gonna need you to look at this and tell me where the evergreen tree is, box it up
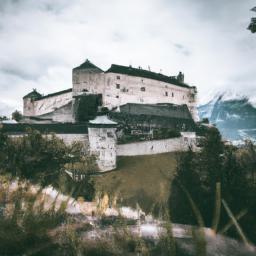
[169,148,201,225]
[199,127,224,188]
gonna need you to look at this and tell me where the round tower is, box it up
[88,115,118,172]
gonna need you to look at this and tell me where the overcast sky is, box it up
[0,0,256,114]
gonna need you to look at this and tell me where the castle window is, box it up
[140,87,146,92]
[116,84,120,89]
[172,92,174,97]
[116,75,120,80]
[116,95,119,98]
[165,92,168,96]
[107,132,114,138]
[121,88,128,92]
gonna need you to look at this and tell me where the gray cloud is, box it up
[173,43,191,56]
[0,0,256,112]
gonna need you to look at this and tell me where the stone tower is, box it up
[88,115,118,172]
[23,89,42,116]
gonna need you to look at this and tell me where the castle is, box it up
[23,59,198,123]
[3,60,199,172]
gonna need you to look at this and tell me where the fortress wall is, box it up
[38,102,73,123]
[117,137,192,156]
[8,133,89,151]
[103,73,196,110]
[72,71,198,120]
[54,134,89,150]
[28,91,72,117]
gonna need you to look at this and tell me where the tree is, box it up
[248,7,256,33]
[169,127,225,226]
[0,116,8,121]
[169,148,201,225]
[12,110,22,122]
[169,126,256,243]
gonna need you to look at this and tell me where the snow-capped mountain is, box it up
[198,91,256,143]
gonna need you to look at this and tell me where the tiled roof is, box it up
[89,115,117,125]
[120,103,193,120]
[37,88,72,100]
[106,64,191,88]
[73,59,103,71]
[23,88,72,101]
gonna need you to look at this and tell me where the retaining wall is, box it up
[117,137,193,156]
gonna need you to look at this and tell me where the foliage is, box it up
[11,110,22,122]
[169,126,256,243]
[99,215,137,227]
[0,178,67,255]
[153,128,181,140]
[0,115,8,121]
[0,128,96,201]
[118,128,181,144]
[0,128,67,184]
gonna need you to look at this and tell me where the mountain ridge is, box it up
[198,91,256,143]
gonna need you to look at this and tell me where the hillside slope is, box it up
[94,152,177,214]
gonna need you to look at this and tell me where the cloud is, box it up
[0,0,256,112]
[173,43,191,56]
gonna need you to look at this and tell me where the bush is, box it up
[153,128,181,140]
[0,128,96,197]
[0,179,67,255]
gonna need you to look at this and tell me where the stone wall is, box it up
[24,90,72,117]
[34,102,73,123]
[117,136,195,156]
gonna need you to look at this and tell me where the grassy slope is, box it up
[93,152,177,214]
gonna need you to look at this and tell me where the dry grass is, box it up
[93,152,177,214]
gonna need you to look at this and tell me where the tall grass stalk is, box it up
[219,209,248,234]
[212,182,221,233]
[222,199,249,245]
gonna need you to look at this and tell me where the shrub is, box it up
[153,128,181,140]
[0,179,67,255]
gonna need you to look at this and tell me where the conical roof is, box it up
[73,59,103,72]
[89,115,117,127]
[23,89,42,100]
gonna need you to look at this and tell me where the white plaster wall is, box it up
[23,98,34,116]
[26,91,72,117]
[73,70,105,97]
[117,137,192,156]
[103,73,194,108]
[88,127,117,171]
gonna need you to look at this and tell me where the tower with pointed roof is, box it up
[88,115,118,171]
[23,89,42,116]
